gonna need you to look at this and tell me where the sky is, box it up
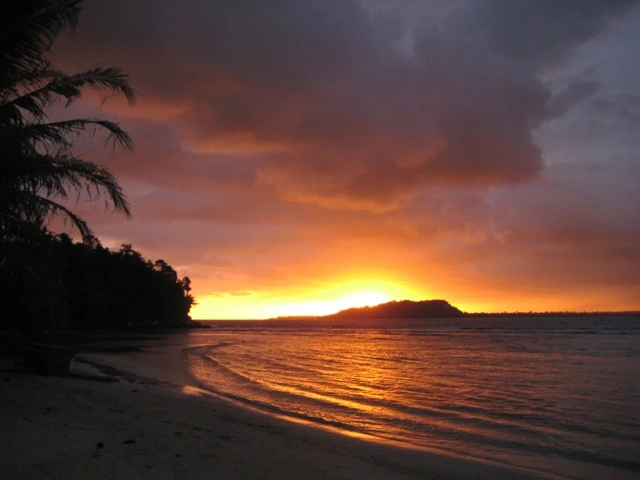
[50,0,640,319]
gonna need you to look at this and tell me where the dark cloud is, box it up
[490,161,640,245]
[547,80,601,117]
[450,0,640,69]
[53,0,638,211]
[592,93,640,126]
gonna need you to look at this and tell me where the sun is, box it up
[190,274,423,319]
[335,291,392,310]
[276,290,392,317]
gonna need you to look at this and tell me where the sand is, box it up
[0,353,556,480]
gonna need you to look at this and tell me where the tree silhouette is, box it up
[0,0,135,242]
[0,0,140,333]
[1,233,196,333]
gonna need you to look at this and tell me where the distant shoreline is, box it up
[271,311,640,321]
[267,299,640,321]
[465,310,640,317]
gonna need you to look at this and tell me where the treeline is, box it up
[0,231,195,333]
[0,1,199,335]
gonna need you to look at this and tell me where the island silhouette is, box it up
[271,299,638,321]
[325,299,463,319]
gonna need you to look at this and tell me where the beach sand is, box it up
[0,353,555,480]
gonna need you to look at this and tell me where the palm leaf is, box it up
[1,188,93,240]
[2,67,136,118]
[9,118,134,152]
[2,151,131,217]
[0,0,134,245]
[0,0,81,83]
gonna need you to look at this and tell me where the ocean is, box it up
[103,315,640,479]
[180,316,640,479]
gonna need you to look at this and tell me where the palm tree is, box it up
[0,0,136,242]
[0,0,136,332]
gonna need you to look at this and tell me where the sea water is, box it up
[182,316,639,479]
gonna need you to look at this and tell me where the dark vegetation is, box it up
[0,0,195,341]
[0,232,195,333]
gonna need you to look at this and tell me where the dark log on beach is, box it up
[18,343,78,375]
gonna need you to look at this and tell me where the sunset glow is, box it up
[53,1,640,318]
[276,291,393,318]
[190,277,421,319]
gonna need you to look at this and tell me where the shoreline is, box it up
[1,344,558,479]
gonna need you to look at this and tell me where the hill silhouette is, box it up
[269,300,638,322]
[325,299,464,319]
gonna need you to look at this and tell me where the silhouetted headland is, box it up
[272,299,639,321]
[327,299,463,319]
[272,299,463,321]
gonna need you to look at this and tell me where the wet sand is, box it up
[0,353,556,480]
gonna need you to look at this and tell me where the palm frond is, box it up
[21,191,93,240]
[12,118,134,152]
[67,67,137,105]
[2,67,136,118]
[0,188,91,241]
[0,62,55,104]
[0,1,81,73]
[1,151,131,218]
[47,154,132,217]
[0,0,135,244]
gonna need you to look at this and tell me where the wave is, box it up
[181,319,640,478]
